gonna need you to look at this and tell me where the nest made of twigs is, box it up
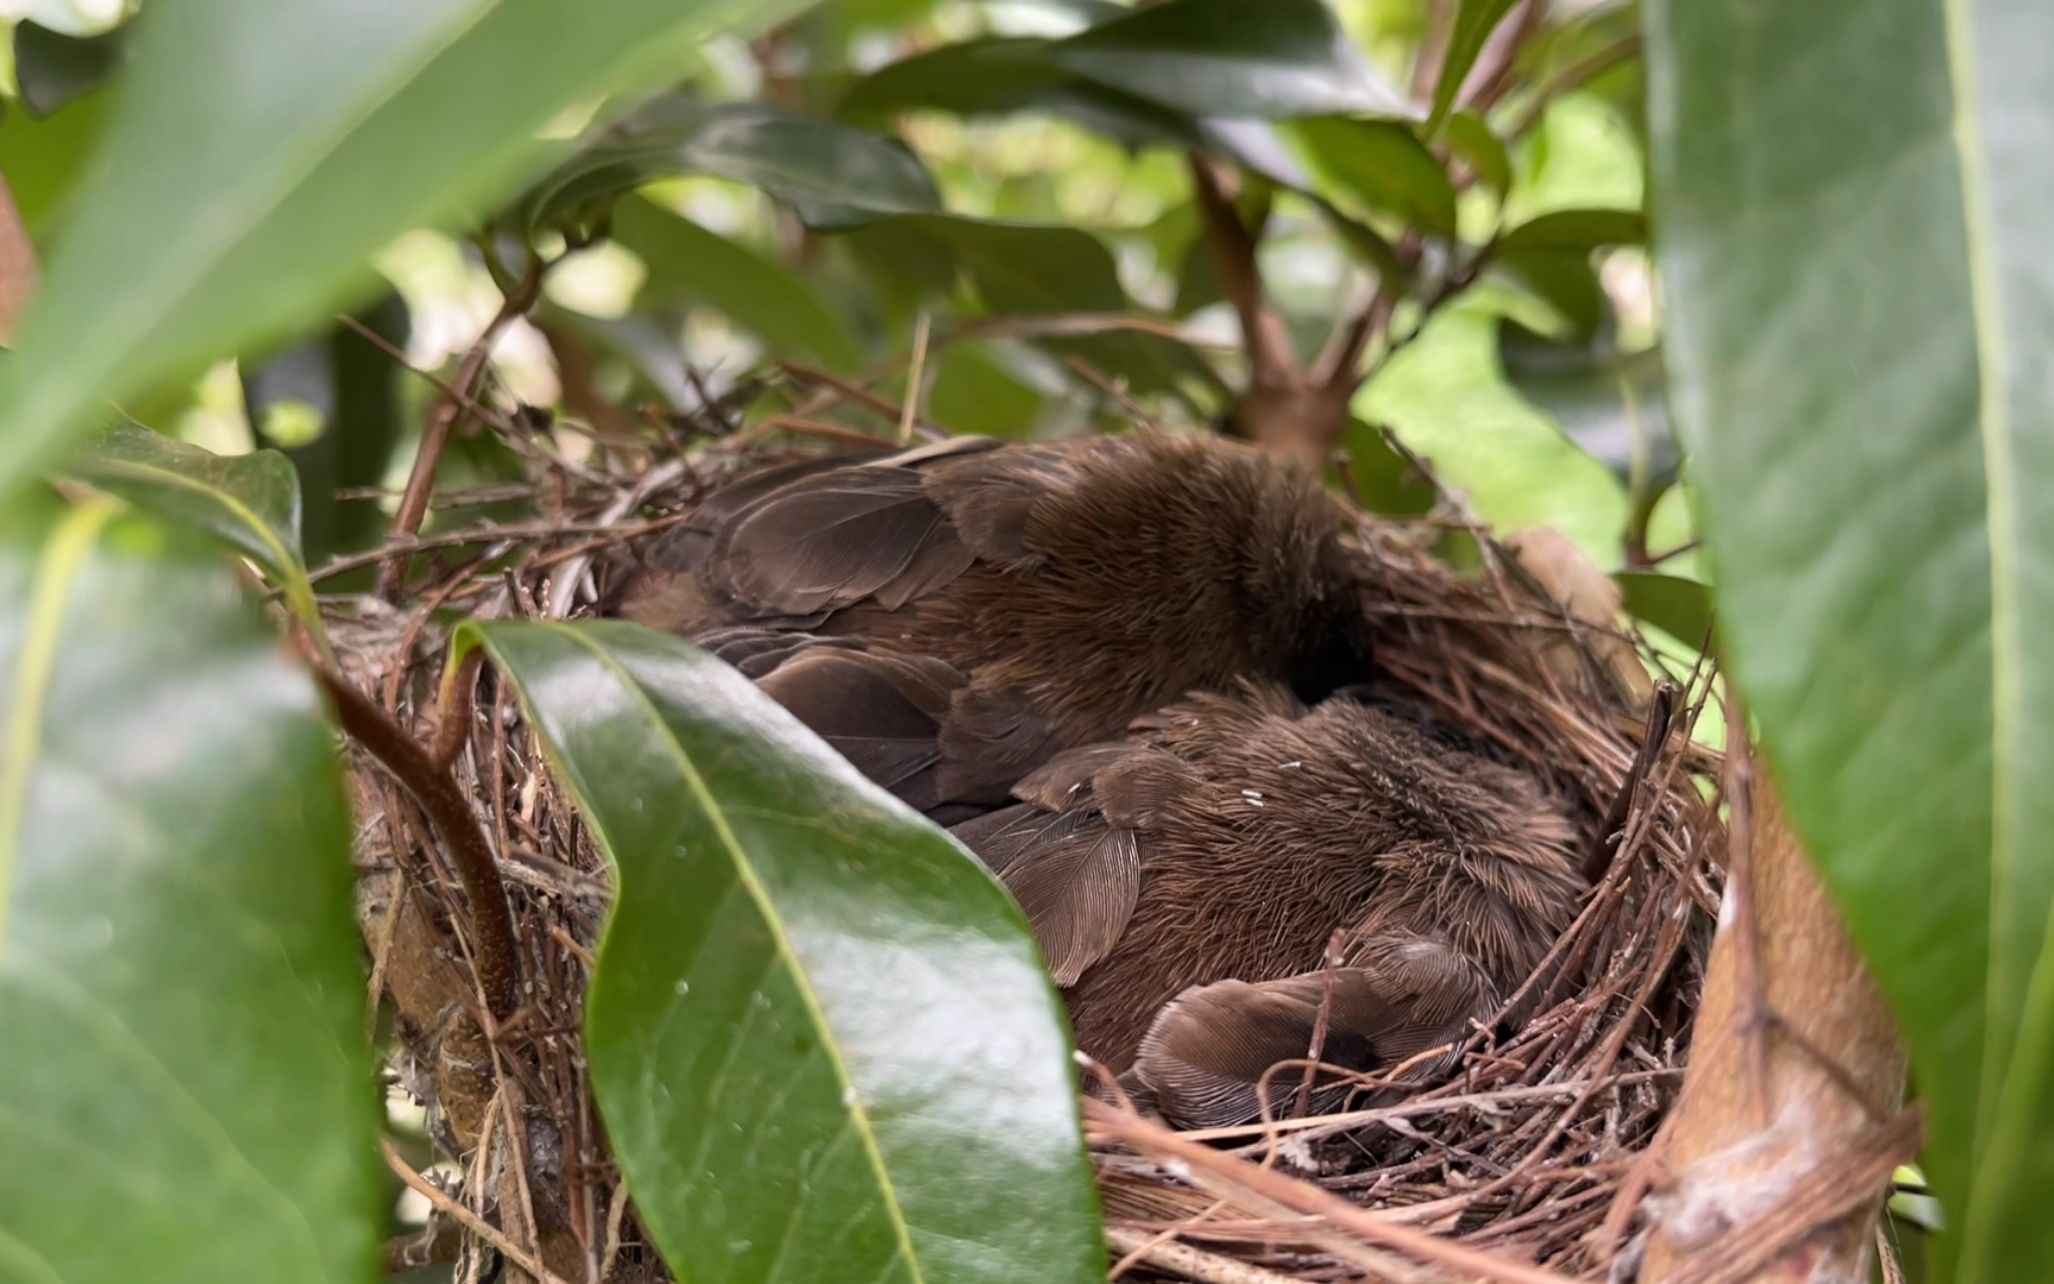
[330,375,1722,1284]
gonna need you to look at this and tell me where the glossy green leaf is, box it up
[1614,570,1711,645]
[1498,319,1671,481]
[1647,2,2054,1274]
[1498,207,1647,251]
[11,18,132,117]
[0,0,809,507]
[1047,0,1418,121]
[458,619,1103,1284]
[526,105,940,233]
[1289,117,1458,237]
[64,426,322,635]
[609,195,861,370]
[0,499,378,1284]
[1340,418,1434,515]
[1445,110,1512,199]
[1429,0,1519,127]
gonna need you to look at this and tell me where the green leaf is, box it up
[1047,0,1418,120]
[1288,117,1458,237]
[458,619,1103,1284]
[11,18,133,117]
[1340,418,1435,515]
[1493,247,1607,339]
[869,215,1215,398]
[0,89,110,243]
[1498,207,1647,251]
[525,104,940,233]
[928,342,1052,437]
[1445,110,1512,198]
[1647,1,2054,1274]
[609,195,861,370]
[1497,319,1672,481]
[0,499,378,1284]
[64,426,326,637]
[1614,570,1711,645]
[1429,0,1519,127]
[838,37,1313,188]
[0,0,809,508]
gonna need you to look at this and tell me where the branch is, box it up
[377,251,548,598]
[314,660,522,1019]
[0,175,37,345]
[1185,153,1295,389]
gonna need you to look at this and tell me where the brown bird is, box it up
[619,431,1379,821]
[620,432,1584,1126]
[952,681,1584,1126]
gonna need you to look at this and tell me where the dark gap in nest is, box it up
[327,377,1723,1283]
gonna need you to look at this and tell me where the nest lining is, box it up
[332,390,1722,1283]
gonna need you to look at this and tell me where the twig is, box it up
[1507,35,1643,138]
[381,1139,575,1284]
[314,659,522,1019]
[1585,683,1677,882]
[1186,153,1295,388]
[378,252,549,598]
[1087,1099,1578,1284]
[1104,1226,1308,1284]
[898,312,931,446]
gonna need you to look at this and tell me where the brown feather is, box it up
[1124,939,1488,1127]
[954,682,1584,1076]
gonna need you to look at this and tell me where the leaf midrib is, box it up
[523,622,926,1284]
[0,499,119,957]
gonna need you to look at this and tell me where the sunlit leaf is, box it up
[0,498,377,1284]
[459,619,1104,1284]
[1445,110,1512,198]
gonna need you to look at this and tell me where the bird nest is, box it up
[326,384,1721,1283]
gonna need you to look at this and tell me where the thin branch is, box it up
[377,251,549,598]
[1186,153,1295,388]
[381,1140,575,1284]
[1085,1098,1580,1284]
[898,312,932,446]
[1507,34,1643,138]
[0,175,36,344]
[314,659,522,1019]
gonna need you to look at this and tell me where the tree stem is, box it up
[315,660,522,1020]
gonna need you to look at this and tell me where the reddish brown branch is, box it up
[315,661,522,1019]
[377,253,548,598]
[1186,153,1295,389]
[0,175,35,345]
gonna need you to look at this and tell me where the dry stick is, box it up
[377,254,549,598]
[1086,1099,1578,1284]
[381,1140,576,1284]
[1584,683,1678,883]
[897,312,932,446]
[316,661,522,1019]
[1103,1226,1309,1284]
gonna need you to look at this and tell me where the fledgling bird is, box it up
[952,681,1585,1127]
[618,431,1380,821]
